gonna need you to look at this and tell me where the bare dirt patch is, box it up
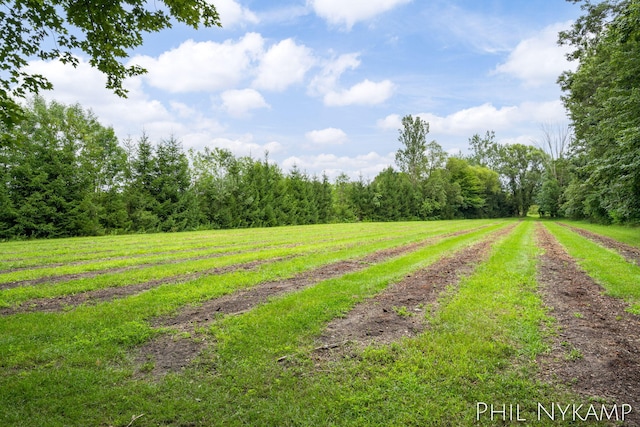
[135,229,481,377]
[558,222,640,266]
[312,225,515,360]
[535,223,640,426]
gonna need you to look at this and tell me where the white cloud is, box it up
[378,100,568,138]
[255,5,310,25]
[376,113,402,131]
[133,33,264,93]
[309,0,412,30]
[324,79,394,106]
[252,38,316,91]
[24,57,178,138]
[308,53,361,96]
[518,100,569,123]
[185,134,283,157]
[215,0,259,27]
[221,88,270,117]
[305,127,348,145]
[494,21,576,87]
[282,151,395,180]
[417,103,518,135]
[499,134,537,146]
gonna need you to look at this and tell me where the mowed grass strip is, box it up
[0,240,301,285]
[556,220,640,248]
[0,220,484,274]
[160,223,516,421]
[0,220,496,308]
[0,222,387,271]
[212,223,510,364]
[0,243,306,308]
[544,221,640,314]
[0,222,391,284]
[0,221,511,426]
[0,221,394,269]
[0,221,503,371]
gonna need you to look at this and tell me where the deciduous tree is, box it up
[0,0,221,127]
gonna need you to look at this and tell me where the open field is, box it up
[1,219,640,426]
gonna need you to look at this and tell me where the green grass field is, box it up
[1,219,639,426]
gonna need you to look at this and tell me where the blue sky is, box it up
[27,0,581,180]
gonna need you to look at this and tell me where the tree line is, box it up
[0,97,550,239]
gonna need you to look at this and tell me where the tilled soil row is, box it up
[535,223,640,426]
[0,245,299,290]
[557,222,640,266]
[312,224,516,360]
[0,259,273,316]
[136,228,483,377]
[0,234,372,274]
[0,245,228,274]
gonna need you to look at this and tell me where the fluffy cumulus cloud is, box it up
[252,38,316,91]
[417,103,518,135]
[309,0,412,30]
[132,33,316,94]
[305,127,348,145]
[376,113,402,131]
[324,79,394,106]
[24,57,179,138]
[282,151,395,180]
[494,21,576,87]
[132,32,264,93]
[183,134,283,156]
[308,53,361,97]
[378,100,569,140]
[221,88,270,117]
[215,0,259,27]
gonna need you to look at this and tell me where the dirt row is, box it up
[312,224,516,360]
[136,225,506,377]
[0,237,270,270]
[0,235,427,316]
[0,244,222,273]
[0,259,272,316]
[558,222,640,266]
[535,223,640,426]
[0,231,473,316]
[0,244,297,290]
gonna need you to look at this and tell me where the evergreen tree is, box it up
[153,136,195,231]
[125,134,159,232]
[350,174,375,221]
[2,97,126,237]
[332,173,356,222]
[313,173,334,224]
